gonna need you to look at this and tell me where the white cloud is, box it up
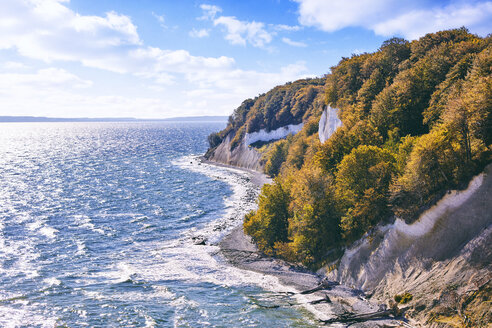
[0,0,313,118]
[0,68,92,89]
[282,37,307,47]
[294,0,492,39]
[273,24,302,32]
[198,4,279,48]
[372,3,492,39]
[213,16,273,47]
[189,28,210,38]
[3,61,30,70]
[0,62,311,118]
[152,12,167,30]
[0,87,171,118]
[0,0,141,65]
[199,4,222,20]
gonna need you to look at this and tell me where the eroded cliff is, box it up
[323,164,492,326]
[206,132,264,171]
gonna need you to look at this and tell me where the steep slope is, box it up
[206,28,491,327]
[237,28,491,266]
[205,77,326,171]
[325,164,491,326]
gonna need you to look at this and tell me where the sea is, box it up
[0,122,319,327]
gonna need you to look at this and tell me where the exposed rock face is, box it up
[318,106,342,143]
[207,123,306,172]
[208,105,342,171]
[244,123,304,146]
[323,164,492,326]
[206,133,264,171]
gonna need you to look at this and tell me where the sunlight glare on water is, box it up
[0,122,318,327]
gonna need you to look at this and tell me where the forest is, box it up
[208,28,491,268]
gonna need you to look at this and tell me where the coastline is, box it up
[201,157,408,327]
[199,156,271,187]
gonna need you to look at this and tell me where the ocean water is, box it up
[0,122,318,327]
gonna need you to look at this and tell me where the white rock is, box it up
[244,123,304,146]
[318,106,342,143]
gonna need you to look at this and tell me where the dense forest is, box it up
[208,28,491,269]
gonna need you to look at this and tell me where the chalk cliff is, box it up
[205,77,327,172]
[323,164,492,326]
[245,123,304,146]
[206,29,491,327]
[318,106,342,143]
[206,132,264,171]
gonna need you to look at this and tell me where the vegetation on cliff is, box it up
[206,77,327,153]
[210,28,491,268]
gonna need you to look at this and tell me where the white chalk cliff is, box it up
[244,123,304,146]
[207,123,305,171]
[207,133,263,171]
[323,164,492,325]
[318,106,342,143]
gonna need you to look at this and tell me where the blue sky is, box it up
[0,0,490,118]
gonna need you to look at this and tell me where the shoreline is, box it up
[199,156,271,187]
[201,157,408,327]
[200,157,323,291]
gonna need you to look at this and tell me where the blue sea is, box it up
[0,122,318,327]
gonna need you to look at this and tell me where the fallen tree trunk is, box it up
[320,304,402,324]
[255,294,332,308]
[299,279,338,294]
[320,309,395,324]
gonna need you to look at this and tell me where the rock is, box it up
[192,236,207,245]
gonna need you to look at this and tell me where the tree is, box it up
[391,127,460,221]
[335,145,397,240]
[243,179,290,254]
[280,165,340,267]
[264,140,288,176]
[207,132,223,149]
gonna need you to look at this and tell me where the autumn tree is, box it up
[335,145,397,241]
[243,179,290,254]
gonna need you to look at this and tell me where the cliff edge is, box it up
[323,163,492,326]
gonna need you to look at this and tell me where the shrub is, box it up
[394,292,413,304]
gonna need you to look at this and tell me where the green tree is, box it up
[391,127,460,221]
[280,165,340,267]
[243,179,290,254]
[264,140,289,176]
[335,145,397,240]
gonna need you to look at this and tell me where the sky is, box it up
[0,0,490,119]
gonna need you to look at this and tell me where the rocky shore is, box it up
[201,157,411,327]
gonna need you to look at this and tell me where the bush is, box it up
[394,292,413,304]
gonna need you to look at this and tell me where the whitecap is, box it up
[75,239,87,255]
[0,305,57,328]
[38,226,58,239]
[73,215,106,235]
[43,277,61,287]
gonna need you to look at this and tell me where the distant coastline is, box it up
[0,115,229,123]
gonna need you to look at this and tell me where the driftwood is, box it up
[320,303,403,324]
[300,278,338,294]
[309,294,332,304]
[320,309,395,324]
[255,294,332,308]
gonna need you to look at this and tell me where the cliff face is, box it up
[245,123,304,146]
[318,106,342,143]
[205,77,327,172]
[206,106,342,171]
[324,164,492,326]
[206,29,491,327]
[206,132,264,171]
